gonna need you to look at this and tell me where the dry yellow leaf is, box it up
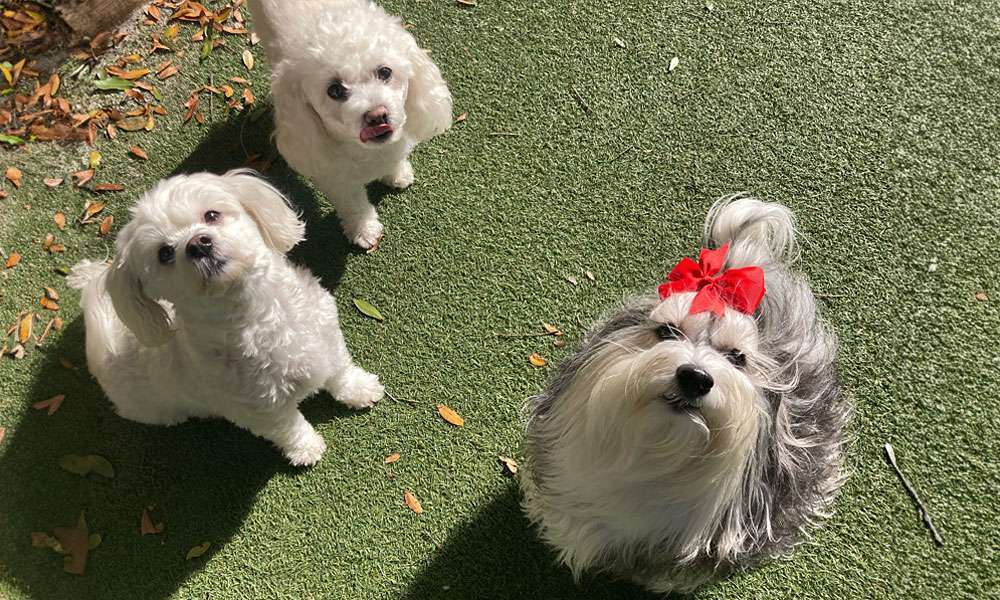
[17,312,33,344]
[242,49,254,71]
[40,297,59,312]
[5,252,21,269]
[404,490,423,514]
[436,404,465,427]
[529,353,547,367]
[384,453,401,464]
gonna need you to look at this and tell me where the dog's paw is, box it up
[336,369,384,410]
[284,430,327,467]
[343,218,384,251]
[380,160,414,190]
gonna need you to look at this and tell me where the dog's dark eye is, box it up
[726,350,747,368]
[158,245,175,264]
[655,323,681,340]
[327,79,348,101]
[376,66,392,81]
[204,210,221,224]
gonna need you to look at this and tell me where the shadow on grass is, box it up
[0,316,365,598]
[400,485,662,600]
[167,108,402,289]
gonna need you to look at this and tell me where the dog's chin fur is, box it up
[522,195,851,594]
[68,170,385,466]
[248,0,452,250]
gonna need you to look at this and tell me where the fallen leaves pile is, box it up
[1,0,259,149]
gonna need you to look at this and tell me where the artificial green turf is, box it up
[1,0,999,598]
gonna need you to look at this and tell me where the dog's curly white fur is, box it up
[68,170,383,466]
[521,196,851,593]
[248,0,452,250]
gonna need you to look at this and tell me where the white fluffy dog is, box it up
[248,0,453,250]
[522,196,851,593]
[68,170,384,466]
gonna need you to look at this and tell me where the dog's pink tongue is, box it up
[360,124,393,142]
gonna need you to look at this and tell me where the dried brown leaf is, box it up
[44,287,59,302]
[498,455,519,475]
[404,490,424,514]
[94,183,125,192]
[54,212,66,229]
[140,508,164,535]
[129,146,149,160]
[45,178,64,188]
[32,394,64,416]
[53,513,89,575]
[384,453,401,464]
[5,166,22,188]
[99,215,114,236]
[40,297,59,312]
[529,353,547,367]
[5,252,21,269]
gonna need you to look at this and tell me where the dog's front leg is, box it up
[379,158,414,190]
[321,179,384,250]
[227,405,327,467]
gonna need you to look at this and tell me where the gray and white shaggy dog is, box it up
[521,195,851,593]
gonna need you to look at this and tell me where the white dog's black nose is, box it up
[364,106,389,126]
[676,364,714,399]
[186,235,214,259]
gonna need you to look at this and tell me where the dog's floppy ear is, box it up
[105,234,173,347]
[224,169,305,253]
[403,37,453,142]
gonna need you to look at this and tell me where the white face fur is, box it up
[578,292,765,460]
[302,51,411,148]
[120,182,265,305]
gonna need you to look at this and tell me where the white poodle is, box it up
[248,0,453,250]
[68,170,384,466]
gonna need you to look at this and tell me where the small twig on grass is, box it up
[385,390,417,406]
[606,147,633,164]
[884,443,944,546]
[495,331,559,339]
[569,85,591,114]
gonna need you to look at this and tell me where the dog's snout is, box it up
[186,235,214,259]
[676,364,714,399]
[363,106,389,126]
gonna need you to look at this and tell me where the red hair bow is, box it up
[657,244,765,317]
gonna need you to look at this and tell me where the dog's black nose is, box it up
[186,235,214,259]
[676,364,714,399]
[364,106,389,126]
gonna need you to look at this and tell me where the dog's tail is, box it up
[702,193,798,269]
[68,260,121,375]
